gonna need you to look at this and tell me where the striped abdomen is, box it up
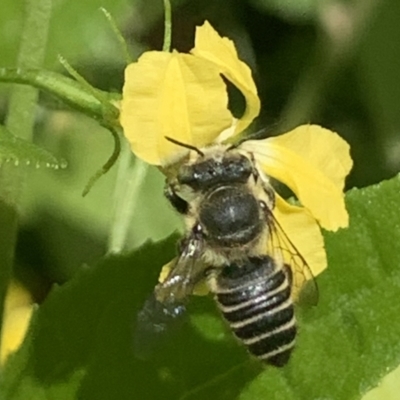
[212,256,296,366]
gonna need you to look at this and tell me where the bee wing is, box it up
[266,209,319,307]
[154,236,205,304]
[135,236,204,359]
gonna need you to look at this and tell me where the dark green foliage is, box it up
[2,176,400,399]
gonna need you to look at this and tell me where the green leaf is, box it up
[2,176,400,399]
[363,364,400,400]
[0,125,66,169]
[240,176,400,400]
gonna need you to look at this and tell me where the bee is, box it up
[136,137,317,366]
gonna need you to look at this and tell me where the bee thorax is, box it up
[199,185,263,247]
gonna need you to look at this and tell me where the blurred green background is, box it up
[1,0,400,375]
[1,0,399,310]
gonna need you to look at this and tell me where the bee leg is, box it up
[203,267,218,293]
[164,184,189,214]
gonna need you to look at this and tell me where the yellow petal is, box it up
[268,125,353,190]
[192,21,260,135]
[1,305,33,365]
[275,196,327,276]
[120,51,232,165]
[215,119,238,143]
[1,282,34,365]
[3,281,32,312]
[241,137,348,231]
[274,195,327,301]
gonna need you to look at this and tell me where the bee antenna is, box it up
[165,136,205,157]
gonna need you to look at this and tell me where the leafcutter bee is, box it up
[136,137,317,366]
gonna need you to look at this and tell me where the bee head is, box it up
[178,151,253,191]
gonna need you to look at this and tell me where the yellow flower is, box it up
[120,21,258,166]
[120,21,352,283]
[240,124,352,282]
[1,282,34,365]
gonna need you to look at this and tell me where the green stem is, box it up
[0,68,120,123]
[106,0,173,252]
[163,0,172,52]
[82,126,122,197]
[0,67,122,196]
[100,7,133,64]
[0,0,52,364]
[107,142,148,254]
